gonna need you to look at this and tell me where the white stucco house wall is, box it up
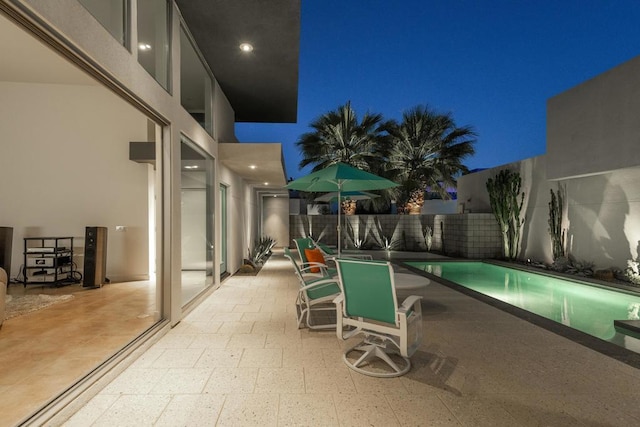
[458,54,640,269]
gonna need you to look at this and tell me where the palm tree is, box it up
[296,101,386,172]
[382,105,476,212]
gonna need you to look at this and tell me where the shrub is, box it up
[624,258,640,285]
[550,255,594,277]
[249,236,276,266]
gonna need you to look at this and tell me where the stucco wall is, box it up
[546,54,640,180]
[263,197,289,248]
[219,164,250,274]
[457,156,640,269]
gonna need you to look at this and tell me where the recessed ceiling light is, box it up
[138,43,152,51]
[184,165,199,169]
[264,182,269,186]
[249,165,257,169]
[239,43,254,53]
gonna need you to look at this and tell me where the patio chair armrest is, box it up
[333,294,343,304]
[299,262,329,273]
[300,261,328,269]
[398,295,422,313]
[338,254,373,260]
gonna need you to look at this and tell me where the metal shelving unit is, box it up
[23,237,74,286]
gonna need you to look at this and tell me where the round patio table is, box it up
[393,273,430,291]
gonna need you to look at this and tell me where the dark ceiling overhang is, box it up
[175,0,300,124]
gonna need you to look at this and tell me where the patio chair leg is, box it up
[343,341,411,378]
[352,343,379,367]
[296,307,307,329]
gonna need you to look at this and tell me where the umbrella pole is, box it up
[337,187,341,256]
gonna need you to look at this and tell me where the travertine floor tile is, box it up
[238,347,283,367]
[203,367,258,394]
[91,394,171,427]
[154,394,226,426]
[255,367,305,393]
[332,393,401,427]
[195,348,244,368]
[278,393,339,426]
[215,393,279,427]
[150,367,213,394]
[385,393,463,426]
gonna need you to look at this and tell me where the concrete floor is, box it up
[60,250,640,426]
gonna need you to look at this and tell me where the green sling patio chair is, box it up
[284,247,341,329]
[294,237,372,271]
[293,237,316,263]
[334,258,423,377]
[312,239,373,261]
[293,237,338,277]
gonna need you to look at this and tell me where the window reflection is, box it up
[180,139,215,305]
[137,0,170,90]
[77,0,126,45]
[180,26,213,135]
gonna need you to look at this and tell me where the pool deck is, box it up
[61,249,640,426]
[402,260,640,370]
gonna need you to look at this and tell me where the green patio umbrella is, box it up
[286,163,398,255]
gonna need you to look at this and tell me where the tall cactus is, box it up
[486,169,525,260]
[548,186,566,260]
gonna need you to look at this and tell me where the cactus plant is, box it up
[423,225,433,251]
[548,186,566,261]
[486,169,525,260]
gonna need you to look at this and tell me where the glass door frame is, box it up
[179,135,215,306]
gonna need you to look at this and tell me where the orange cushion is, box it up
[304,248,325,273]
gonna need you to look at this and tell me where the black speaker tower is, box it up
[0,227,13,279]
[83,226,107,288]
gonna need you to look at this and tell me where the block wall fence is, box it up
[289,213,503,259]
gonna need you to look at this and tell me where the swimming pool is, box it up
[405,261,640,354]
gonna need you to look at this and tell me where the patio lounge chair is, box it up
[284,247,341,329]
[333,258,423,377]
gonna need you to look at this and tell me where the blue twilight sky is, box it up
[235,0,640,180]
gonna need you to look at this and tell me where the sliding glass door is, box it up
[219,184,228,276]
[180,137,214,305]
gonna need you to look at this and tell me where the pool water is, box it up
[406,261,640,352]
